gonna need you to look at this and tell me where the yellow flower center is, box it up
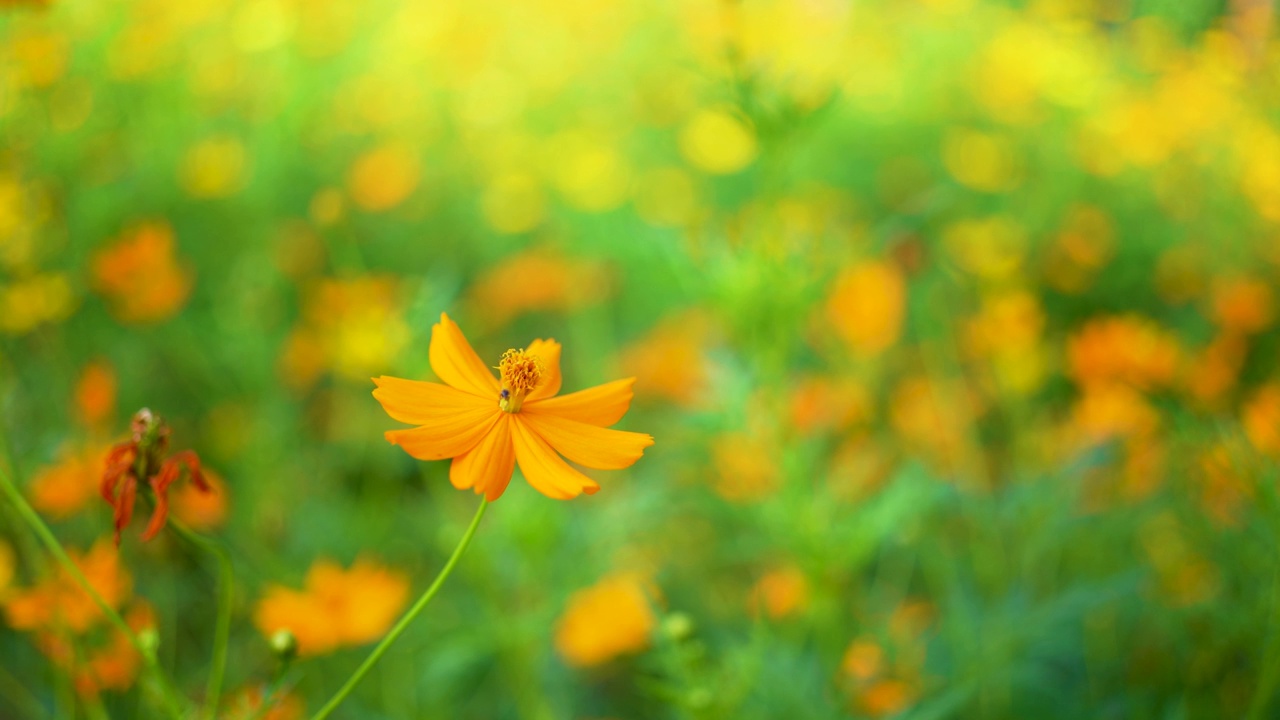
[498,348,543,413]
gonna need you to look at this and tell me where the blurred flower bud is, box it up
[270,628,298,663]
[661,612,695,642]
[137,627,160,655]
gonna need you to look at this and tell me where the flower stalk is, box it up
[167,517,234,720]
[308,497,489,720]
[0,463,192,720]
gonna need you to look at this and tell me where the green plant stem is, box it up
[308,498,489,720]
[0,663,49,720]
[0,465,191,720]
[168,518,234,720]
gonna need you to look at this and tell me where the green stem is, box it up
[308,498,489,720]
[168,518,234,720]
[0,663,49,720]
[0,465,191,720]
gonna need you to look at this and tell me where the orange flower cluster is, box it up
[253,557,410,657]
[2,539,152,696]
[839,602,934,718]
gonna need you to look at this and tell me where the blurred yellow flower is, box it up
[679,108,757,175]
[1066,315,1181,390]
[281,276,409,386]
[466,248,611,328]
[748,566,809,619]
[180,136,249,199]
[254,557,410,657]
[554,573,655,667]
[92,222,193,324]
[549,132,631,212]
[4,538,131,635]
[347,143,420,212]
[711,430,779,502]
[29,444,110,519]
[0,272,76,334]
[481,172,545,234]
[944,216,1026,280]
[943,128,1022,192]
[373,313,652,501]
[824,260,905,358]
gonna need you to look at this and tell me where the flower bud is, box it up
[269,629,298,663]
[661,612,695,642]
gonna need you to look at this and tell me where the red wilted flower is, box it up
[101,409,210,545]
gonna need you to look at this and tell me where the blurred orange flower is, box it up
[748,565,809,619]
[74,359,117,429]
[347,143,420,212]
[466,249,612,327]
[171,469,228,531]
[29,444,109,519]
[554,572,656,667]
[824,260,906,358]
[1210,276,1274,334]
[373,313,653,501]
[253,557,410,657]
[619,310,715,408]
[92,222,193,323]
[32,601,153,698]
[224,687,305,720]
[4,538,131,635]
[789,375,871,436]
[1066,315,1181,390]
[1243,383,1280,456]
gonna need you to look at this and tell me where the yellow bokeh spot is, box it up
[0,273,76,335]
[944,216,1027,280]
[943,128,1022,192]
[482,172,545,233]
[549,134,630,212]
[679,109,758,175]
[181,136,249,199]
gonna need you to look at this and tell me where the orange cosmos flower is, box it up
[101,409,211,545]
[373,313,653,501]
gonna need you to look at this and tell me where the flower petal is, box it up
[429,313,500,398]
[511,417,600,500]
[521,412,653,469]
[385,407,500,461]
[524,378,636,427]
[373,376,494,425]
[450,415,517,501]
[524,338,562,401]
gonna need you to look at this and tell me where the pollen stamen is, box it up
[498,348,544,412]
